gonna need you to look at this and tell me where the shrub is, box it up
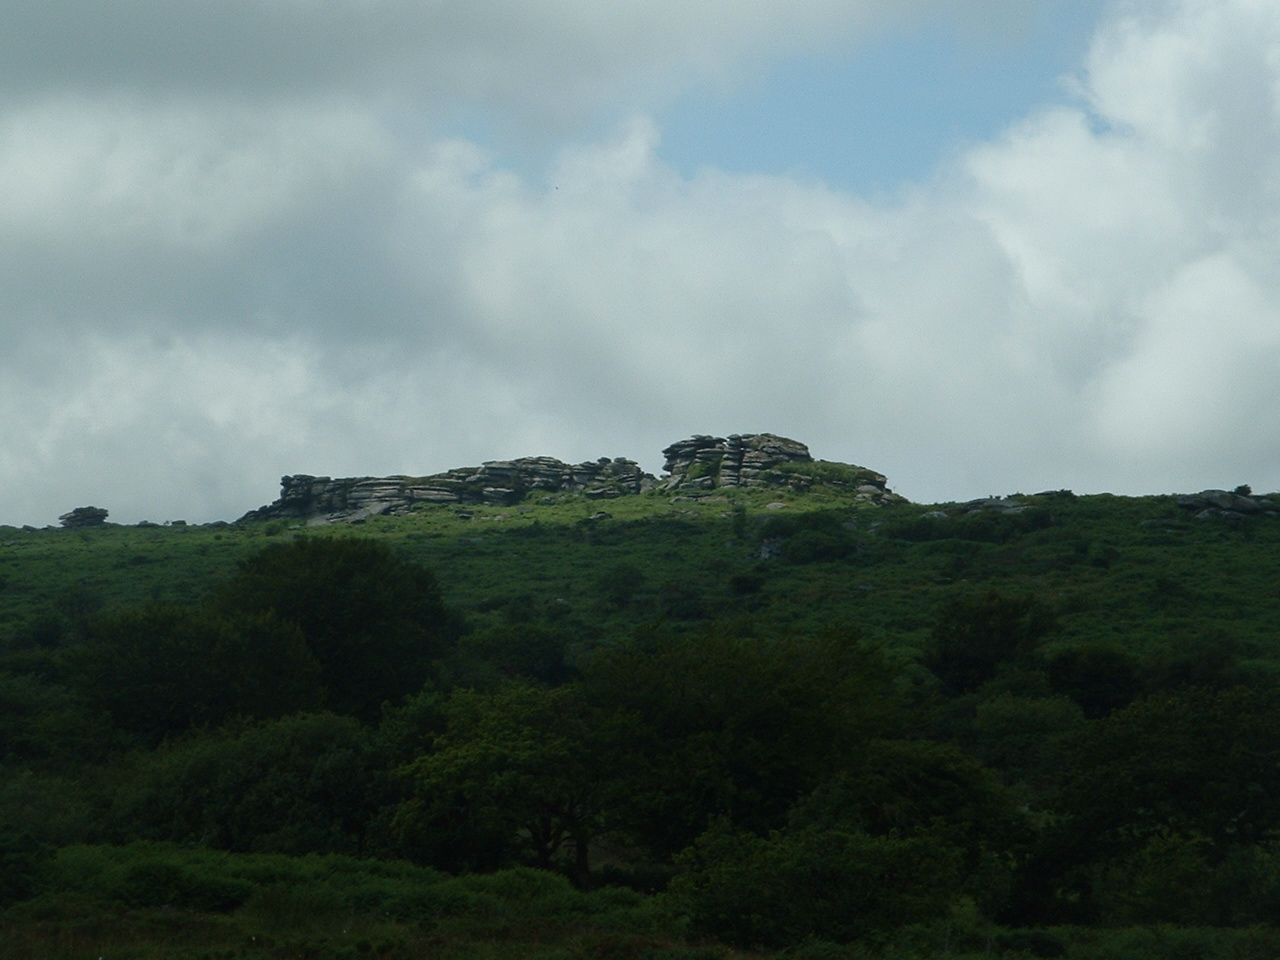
[669,823,961,949]
[923,591,1056,695]
[214,538,462,720]
[72,606,322,741]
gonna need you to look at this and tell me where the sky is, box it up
[3,0,1280,526]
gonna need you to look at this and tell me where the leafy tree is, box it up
[1045,644,1139,718]
[923,591,1055,695]
[967,693,1085,786]
[0,828,52,906]
[1088,834,1280,926]
[595,562,646,609]
[790,739,1026,853]
[0,672,115,765]
[669,820,961,949]
[400,683,624,881]
[113,712,386,856]
[1059,685,1280,850]
[213,537,462,719]
[1006,685,1280,924]
[72,605,322,742]
[582,625,900,858]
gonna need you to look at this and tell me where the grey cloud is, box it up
[5,0,1280,526]
[0,0,1043,126]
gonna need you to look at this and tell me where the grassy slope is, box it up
[4,484,1280,670]
[6,484,1280,959]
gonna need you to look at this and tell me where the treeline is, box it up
[5,535,1280,958]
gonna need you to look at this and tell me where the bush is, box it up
[214,537,462,720]
[1045,645,1140,718]
[0,829,52,906]
[923,591,1055,696]
[668,823,961,949]
[72,605,322,741]
[112,712,388,857]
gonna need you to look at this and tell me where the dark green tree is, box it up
[450,623,575,687]
[399,682,624,881]
[582,625,900,858]
[0,828,52,906]
[113,711,385,856]
[1059,685,1280,850]
[1045,644,1139,718]
[214,537,462,719]
[669,820,961,949]
[72,605,322,742]
[923,591,1055,695]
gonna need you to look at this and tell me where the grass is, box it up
[7,481,1280,959]
[6,485,1280,674]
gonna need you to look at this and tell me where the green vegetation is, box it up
[4,480,1280,957]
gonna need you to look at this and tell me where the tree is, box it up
[112,712,385,856]
[1044,644,1139,718]
[669,820,961,949]
[73,605,322,742]
[923,591,1055,695]
[582,625,901,858]
[213,537,462,719]
[400,683,622,881]
[1059,685,1280,850]
[450,623,575,687]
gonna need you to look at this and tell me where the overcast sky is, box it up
[3,0,1279,526]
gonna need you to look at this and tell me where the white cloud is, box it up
[5,0,1280,525]
[0,98,387,250]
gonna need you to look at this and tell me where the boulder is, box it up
[1176,489,1274,519]
[59,506,109,528]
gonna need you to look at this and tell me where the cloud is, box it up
[0,0,1042,128]
[4,0,1280,525]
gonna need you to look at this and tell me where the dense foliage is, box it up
[4,483,1280,958]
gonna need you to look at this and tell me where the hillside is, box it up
[4,435,1280,959]
[5,435,1276,669]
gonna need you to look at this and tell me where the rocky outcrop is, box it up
[240,456,654,523]
[661,433,900,503]
[240,434,903,523]
[662,434,812,490]
[59,506,109,528]
[1176,489,1275,520]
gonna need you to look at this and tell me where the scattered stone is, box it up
[960,497,1025,513]
[1176,489,1274,519]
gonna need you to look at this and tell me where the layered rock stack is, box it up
[660,433,898,503]
[661,434,813,490]
[240,433,902,523]
[59,506,109,528]
[240,456,654,523]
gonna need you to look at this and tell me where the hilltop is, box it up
[5,438,1280,959]
[238,432,903,524]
